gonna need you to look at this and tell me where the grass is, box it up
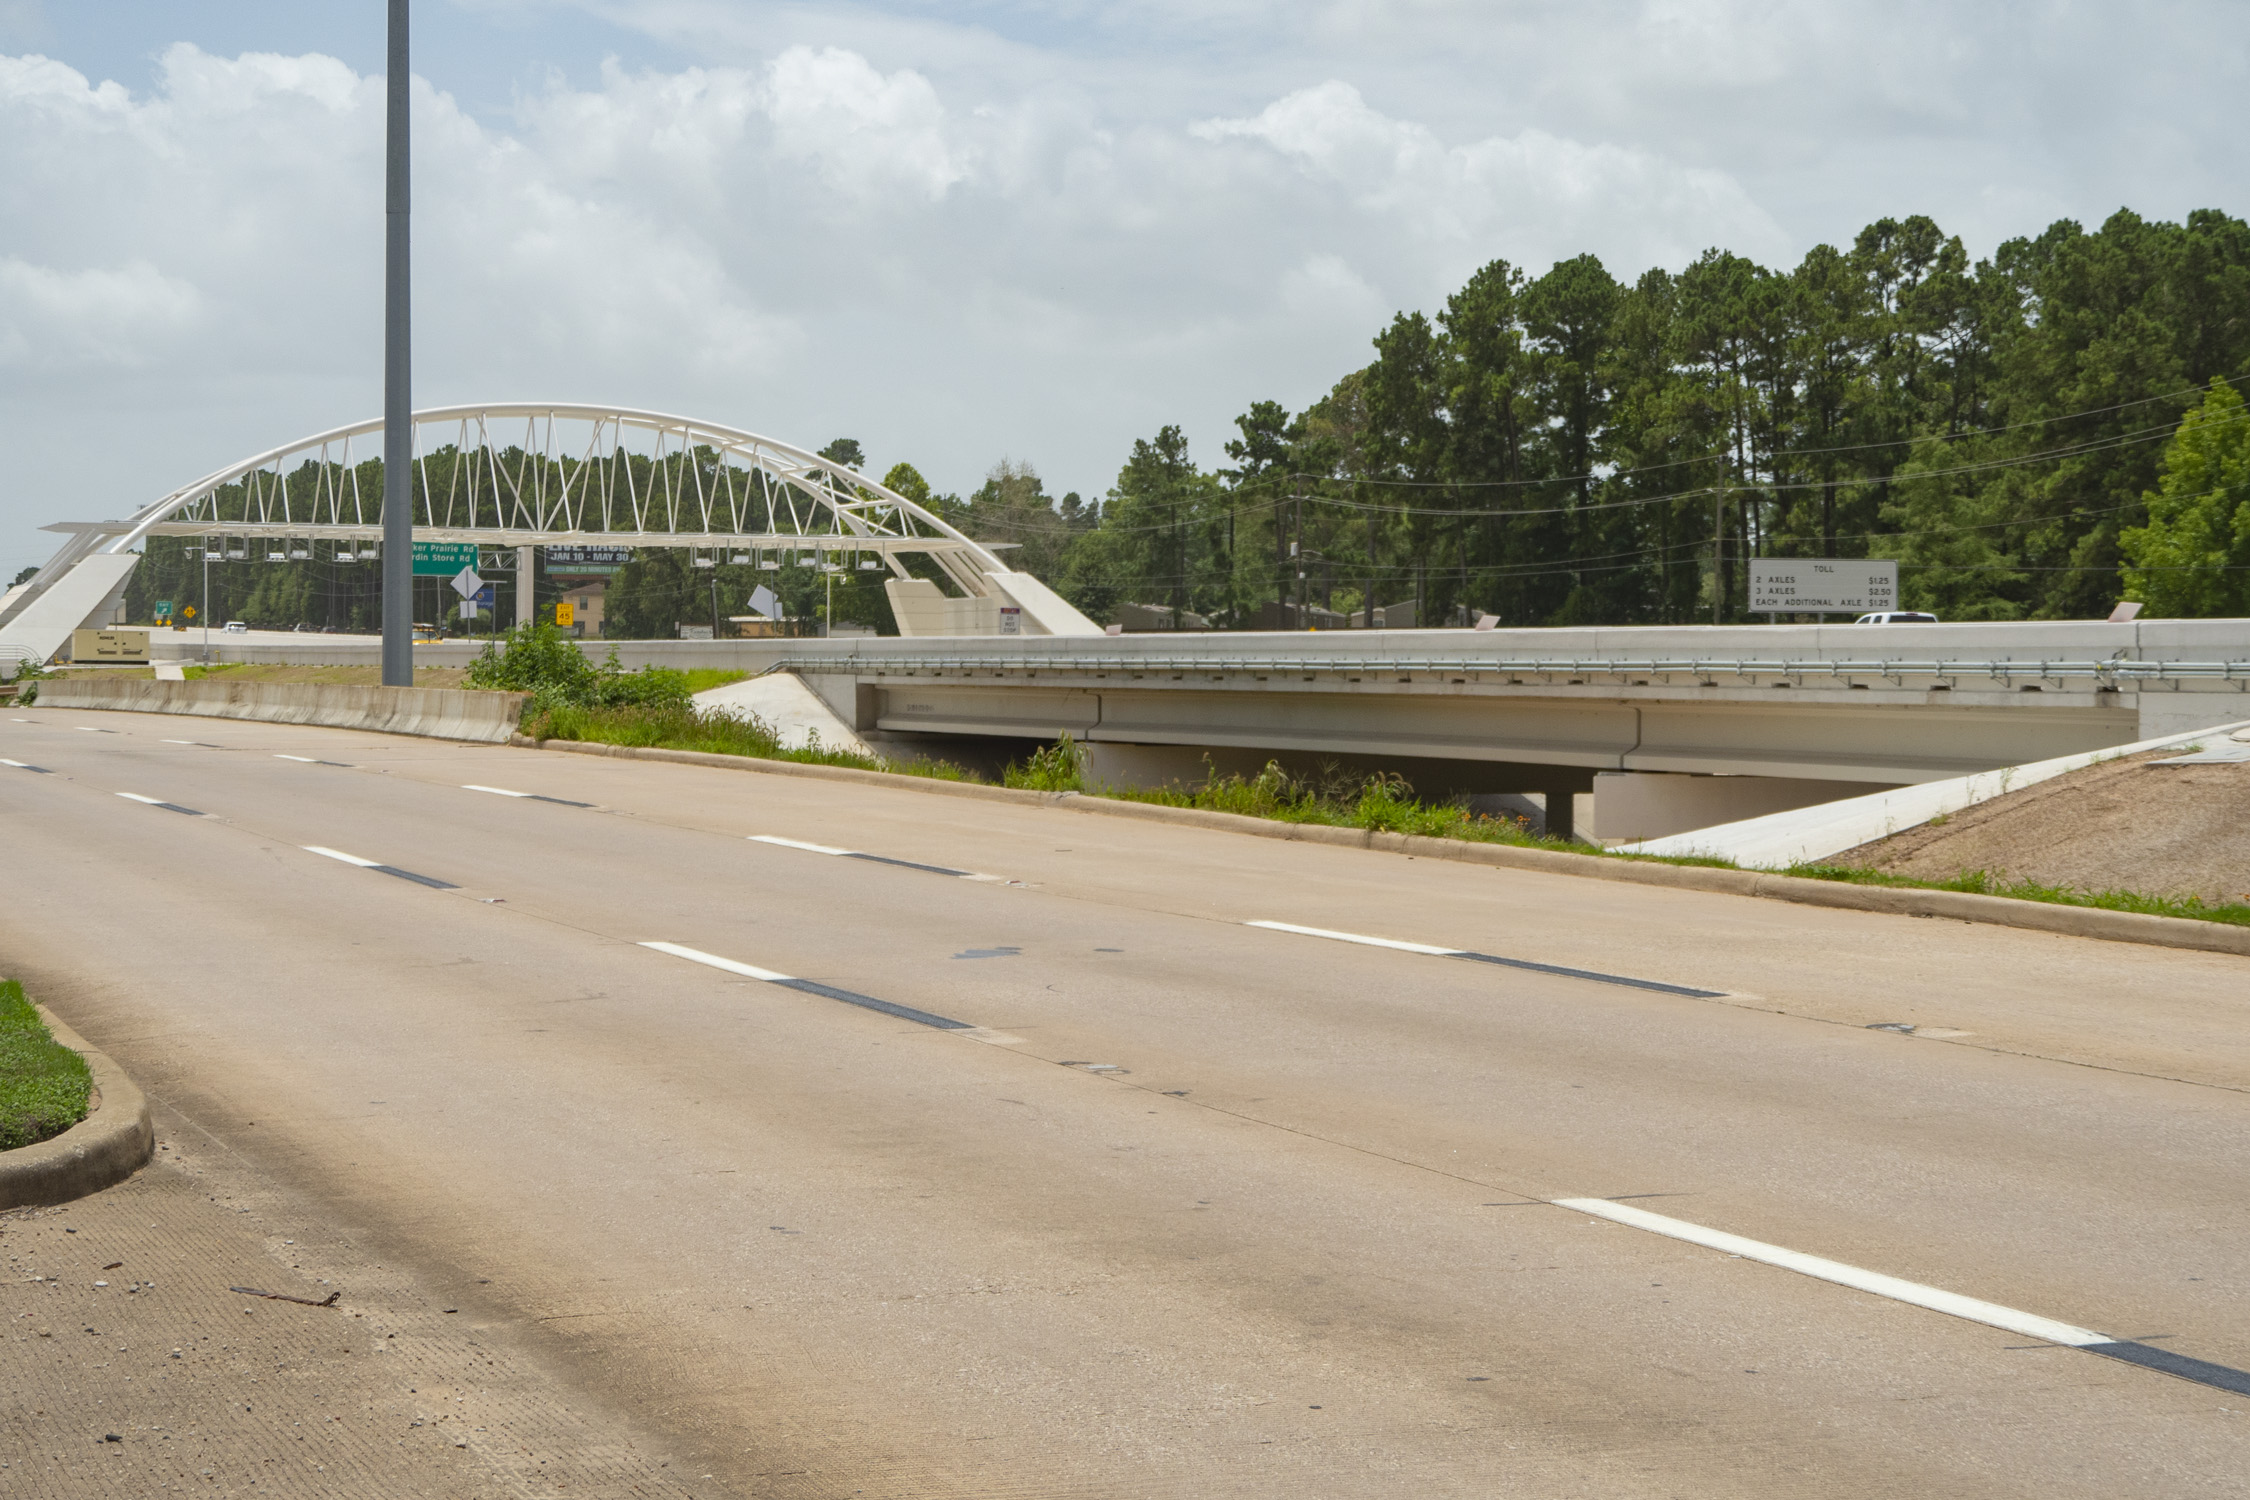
[520,700,975,780]
[1779,863,2250,928]
[681,668,749,694]
[0,980,92,1151]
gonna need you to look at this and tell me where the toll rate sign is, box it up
[1748,559,1898,615]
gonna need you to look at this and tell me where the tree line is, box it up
[981,207,2250,627]
[99,207,2250,635]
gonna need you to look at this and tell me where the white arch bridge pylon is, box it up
[0,403,1099,665]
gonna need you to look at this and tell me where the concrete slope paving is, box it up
[3,710,2247,1496]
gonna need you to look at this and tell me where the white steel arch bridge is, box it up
[0,403,1098,665]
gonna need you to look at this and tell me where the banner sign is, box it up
[1748,558,1898,615]
[546,545,635,576]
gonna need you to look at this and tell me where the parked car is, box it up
[1853,611,1939,624]
[222,620,249,633]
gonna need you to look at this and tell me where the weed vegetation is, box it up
[0,980,92,1151]
[1782,863,2250,928]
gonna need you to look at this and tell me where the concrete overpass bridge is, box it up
[7,404,2248,839]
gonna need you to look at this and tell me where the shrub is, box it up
[468,624,691,716]
[1003,734,1086,792]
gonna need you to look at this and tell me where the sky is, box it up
[3,0,2247,579]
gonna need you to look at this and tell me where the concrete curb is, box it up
[40,679,527,743]
[509,735,2250,961]
[0,1006,155,1210]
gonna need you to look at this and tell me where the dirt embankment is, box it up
[1835,743,2250,903]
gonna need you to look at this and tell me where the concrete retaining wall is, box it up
[38,678,527,742]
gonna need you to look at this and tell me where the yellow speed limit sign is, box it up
[554,601,574,628]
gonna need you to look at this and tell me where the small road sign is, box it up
[555,601,575,628]
[450,566,484,600]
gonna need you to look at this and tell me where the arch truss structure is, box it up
[0,404,1098,661]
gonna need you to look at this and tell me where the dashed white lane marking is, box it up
[1556,1197,2250,1395]
[752,833,853,856]
[639,941,791,982]
[304,845,381,867]
[462,784,593,807]
[301,845,457,889]
[1248,920,1725,997]
[117,792,204,816]
[638,941,975,1030]
[275,754,317,763]
[749,833,1005,882]
[1248,920,1456,956]
[1556,1197,2105,1345]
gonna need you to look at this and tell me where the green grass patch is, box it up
[0,980,92,1151]
[681,668,749,695]
[1780,863,2250,927]
[521,699,976,780]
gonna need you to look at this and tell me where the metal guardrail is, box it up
[762,653,2250,683]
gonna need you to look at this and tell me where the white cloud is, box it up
[1193,81,1785,271]
[0,259,203,368]
[5,1,2249,574]
[763,45,964,204]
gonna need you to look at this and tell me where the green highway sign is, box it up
[411,541,479,576]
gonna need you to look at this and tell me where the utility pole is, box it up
[1712,467,1726,626]
[1292,476,1306,626]
[1366,495,1381,628]
[379,0,413,686]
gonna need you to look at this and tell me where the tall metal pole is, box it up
[379,0,413,686]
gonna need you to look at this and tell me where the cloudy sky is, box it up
[2,0,2244,578]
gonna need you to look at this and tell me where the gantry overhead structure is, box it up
[0,404,1099,664]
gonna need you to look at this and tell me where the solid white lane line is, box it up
[1554,1198,2109,1347]
[463,785,535,798]
[1245,920,1462,957]
[302,845,382,868]
[638,941,794,982]
[750,834,854,856]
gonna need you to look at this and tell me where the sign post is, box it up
[1747,559,1898,618]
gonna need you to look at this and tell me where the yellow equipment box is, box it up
[70,629,151,663]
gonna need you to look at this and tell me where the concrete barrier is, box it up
[38,678,527,742]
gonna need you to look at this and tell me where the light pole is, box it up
[379,0,413,686]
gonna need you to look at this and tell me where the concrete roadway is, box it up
[2,708,2247,1497]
